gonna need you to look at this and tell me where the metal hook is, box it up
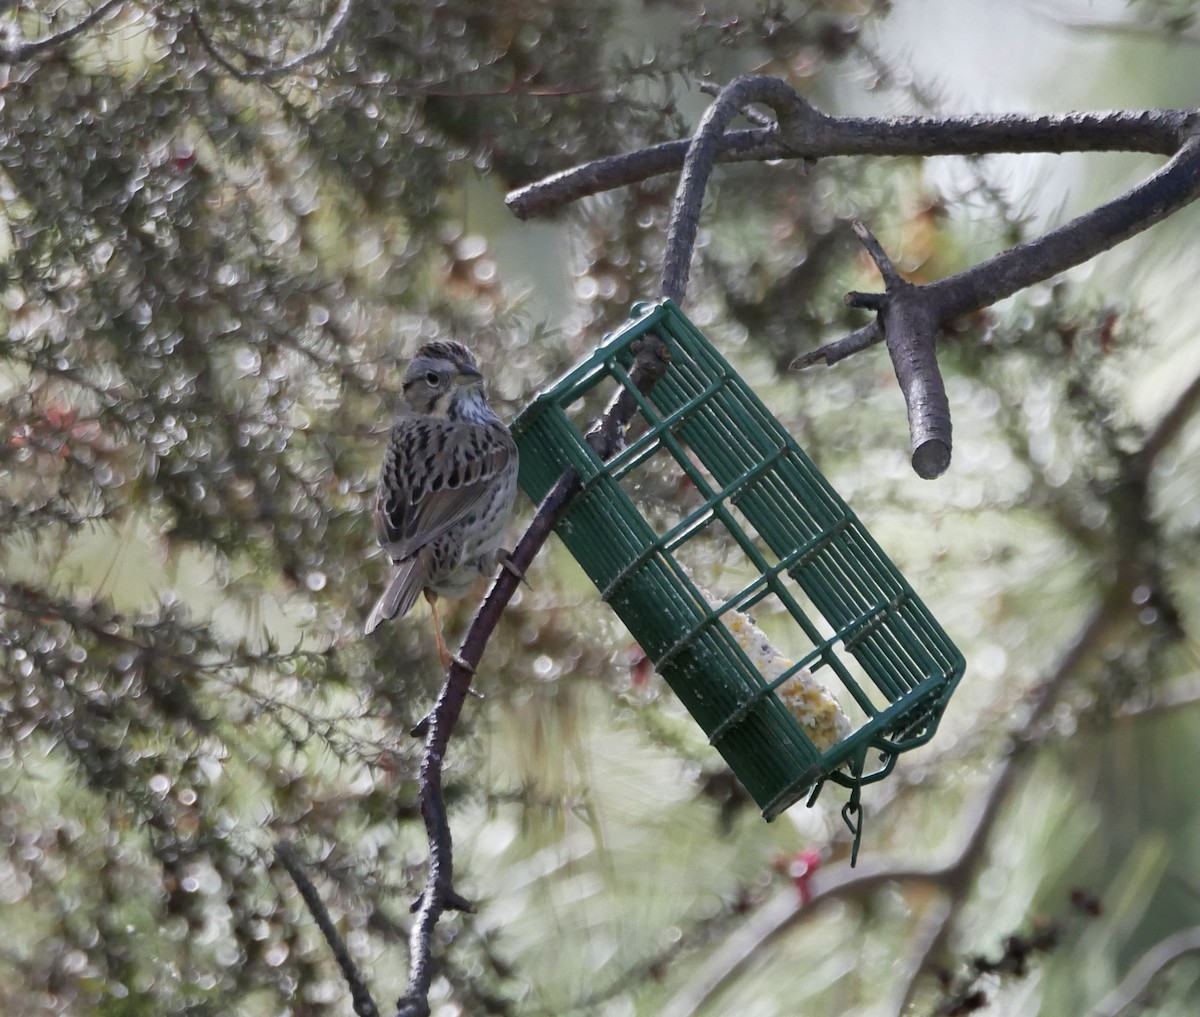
[841,785,864,867]
[839,750,867,866]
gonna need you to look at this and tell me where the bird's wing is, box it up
[374,417,514,561]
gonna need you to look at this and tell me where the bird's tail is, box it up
[364,553,428,635]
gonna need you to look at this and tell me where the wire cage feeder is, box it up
[512,300,965,831]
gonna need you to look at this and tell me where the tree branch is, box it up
[393,335,671,1017]
[1091,924,1200,1017]
[274,841,380,1017]
[798,131,1200,369]
[510,80,1200,477]
[847,221,952,477]
[506,105,1196,220]
[661,75,827,303]
[189,0,354,82]
[0,0,125,62]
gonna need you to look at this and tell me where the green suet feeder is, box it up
[513,300,964,834]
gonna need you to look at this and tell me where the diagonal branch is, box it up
[924,133,1200,314]
[274,841,380,1017]
[0,0,125,62]
[1091,924,1200,1017]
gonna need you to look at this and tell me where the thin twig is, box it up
[190,0,354,81]
[1091,924,1200,1017]
[792,320,882,367]
[274,841,380,1017]
[848,220,906,290]
[0,0,125,61]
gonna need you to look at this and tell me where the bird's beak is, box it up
[454,365,483,385]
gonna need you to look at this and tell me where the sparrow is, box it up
[365,340,519,669]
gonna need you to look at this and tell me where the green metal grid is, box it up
[512,300,965,820]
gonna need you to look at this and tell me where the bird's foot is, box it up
[498,549,530,588]
[443,651,476,675]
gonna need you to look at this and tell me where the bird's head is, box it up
[401,340,492,421]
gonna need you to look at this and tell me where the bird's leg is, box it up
[425,589,453,672]
[497,549,530,588]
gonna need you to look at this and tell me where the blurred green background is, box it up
[2,1,1200,1014]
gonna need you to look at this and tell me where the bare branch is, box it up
[274,841,380,1017]
[847,221,952,478]
[190,0,354,82]
[1091,924,1200,1017]
[796,133,1200,471]
[661,75,827,303]
[0,0,125,62]
[506,105,1196,220]
[509,80,1200,476]
[922,133,1200,317]
[661,584,1130,1017]
[792,320,882,368]
[394,336,671,1017]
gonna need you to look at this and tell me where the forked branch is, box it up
[845,221,951,478]
[509,76,1200,476]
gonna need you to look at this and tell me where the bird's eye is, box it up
[425,371,440,386]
